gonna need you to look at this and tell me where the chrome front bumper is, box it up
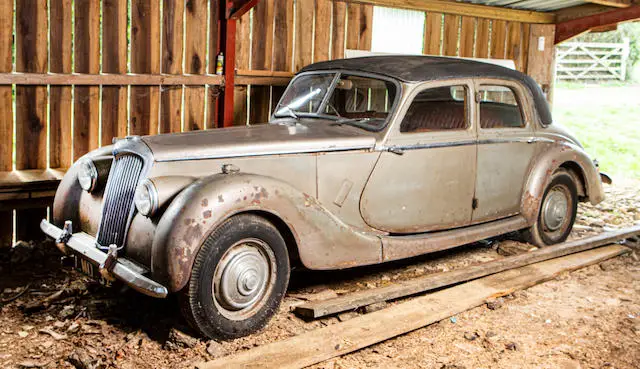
[40,219,168,298]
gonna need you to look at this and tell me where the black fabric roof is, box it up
[300,55,553,125]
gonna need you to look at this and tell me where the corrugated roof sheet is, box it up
[458,0,589,12]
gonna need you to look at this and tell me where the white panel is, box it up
[371,7,425,54]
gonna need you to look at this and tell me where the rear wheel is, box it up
[522,169,578,247]
[180,214,290,339]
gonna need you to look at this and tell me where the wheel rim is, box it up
[213,238,277,320]
[541,185,570,233]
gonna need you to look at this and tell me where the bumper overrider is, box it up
[40,219,168,298]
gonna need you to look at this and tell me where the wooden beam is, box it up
[228,0,260,19]
[584,0,632,8]
[0,73,224,86]
[556,5,640,43]
[554,4,614,23]
[347,0,555,23]
[196,245,629,369]
[294,225,640,319]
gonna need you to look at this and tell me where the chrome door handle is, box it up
[527,138,536,144]
[387,147,405,155]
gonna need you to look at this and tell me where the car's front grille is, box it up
[96,154,144,249]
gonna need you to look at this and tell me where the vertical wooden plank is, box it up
[507,22,525,72]
[184,0,208,131]
[459,16,475,58]
[252,0,274,70]
[346,3,360,50]
[490,19,507,59]
[49,0,72,169]
[358,4,373,51]
[314,0,331,62]
[161,0,184,134]
[15,0,48,171]
[207,0,220,129]
[131,0,160,136]
[331,1,347,60]
[442,14,460,57]
[273,0,294,71]
[295,0,314,71]
[0,0,13,172]
[74,0,100,160]
[423,13,442,56]
[15,1,48,241]
[249,86,271,124]
[475,18,491,58]
[102,0,129,142]
[235,12,251,70]
[527,24,556,101]
[234,86,248,126]
[520,24,531,74]
[0,0,13,247]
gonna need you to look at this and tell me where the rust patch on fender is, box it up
[203,210,212,218]
[201,198,208,207]
[217,195,224,203]
[182,222,203,246]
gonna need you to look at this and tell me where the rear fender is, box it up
[522,141,604,223]
[151,172,381,292]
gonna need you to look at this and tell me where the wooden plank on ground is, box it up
[0,0,12,247]
[161,0,184,134]
[49,0,72,169]
[273,0,294,71]
[101,0,128,143]
[0,0,13,172]
[314,0,332,62]
[131,0,160,136]
[295,226,640,318]
[295,0,314,71]
[74,0,100,160]
[331,1,347,60]
[459,16,476,58]
[475,18,491,58]
[184,0,207,131]
[442,14,460,56]
[197,245,629,369]
[423,12,443,55]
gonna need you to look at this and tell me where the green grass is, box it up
[553,85,640,180]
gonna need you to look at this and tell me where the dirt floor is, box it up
[0,181,639,369]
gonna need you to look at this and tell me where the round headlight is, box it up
[77,159,98,192]
[134,180,158,216]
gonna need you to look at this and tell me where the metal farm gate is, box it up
[556,39,631,81]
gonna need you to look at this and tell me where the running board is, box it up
[381,215,529,262]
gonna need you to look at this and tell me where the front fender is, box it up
[521,141,604,223]
[151,172,382,292]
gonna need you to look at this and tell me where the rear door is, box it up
[472,80,537,223]
[360,80,477,233]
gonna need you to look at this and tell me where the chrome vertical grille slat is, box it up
[96,154,144,249]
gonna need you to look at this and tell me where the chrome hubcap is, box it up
[542,187,569,231]
[213,239,276,320]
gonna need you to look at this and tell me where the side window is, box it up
[400,85,468,133]
[478,85,525,129]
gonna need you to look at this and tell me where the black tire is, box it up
[522,169,578,247]
[180,214,290,339]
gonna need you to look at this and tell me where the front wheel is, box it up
[522,169,578,247]
[181,214,290,339]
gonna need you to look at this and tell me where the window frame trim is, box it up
[476,80,531,131]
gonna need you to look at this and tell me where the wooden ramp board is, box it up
[295,226,640,318]
[196,245,629,369]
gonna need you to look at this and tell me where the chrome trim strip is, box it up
[378,136,552,153]
[41,219,168,298]
[154,144,374,162]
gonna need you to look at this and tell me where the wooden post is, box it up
[0,0,12,247]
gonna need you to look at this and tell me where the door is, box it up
[472,81,536,223]
[361,81,477,233]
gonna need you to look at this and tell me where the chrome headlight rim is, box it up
[134,179,159,217]
[77,159,99,192]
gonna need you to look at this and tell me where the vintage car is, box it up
[41,55,607,339]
